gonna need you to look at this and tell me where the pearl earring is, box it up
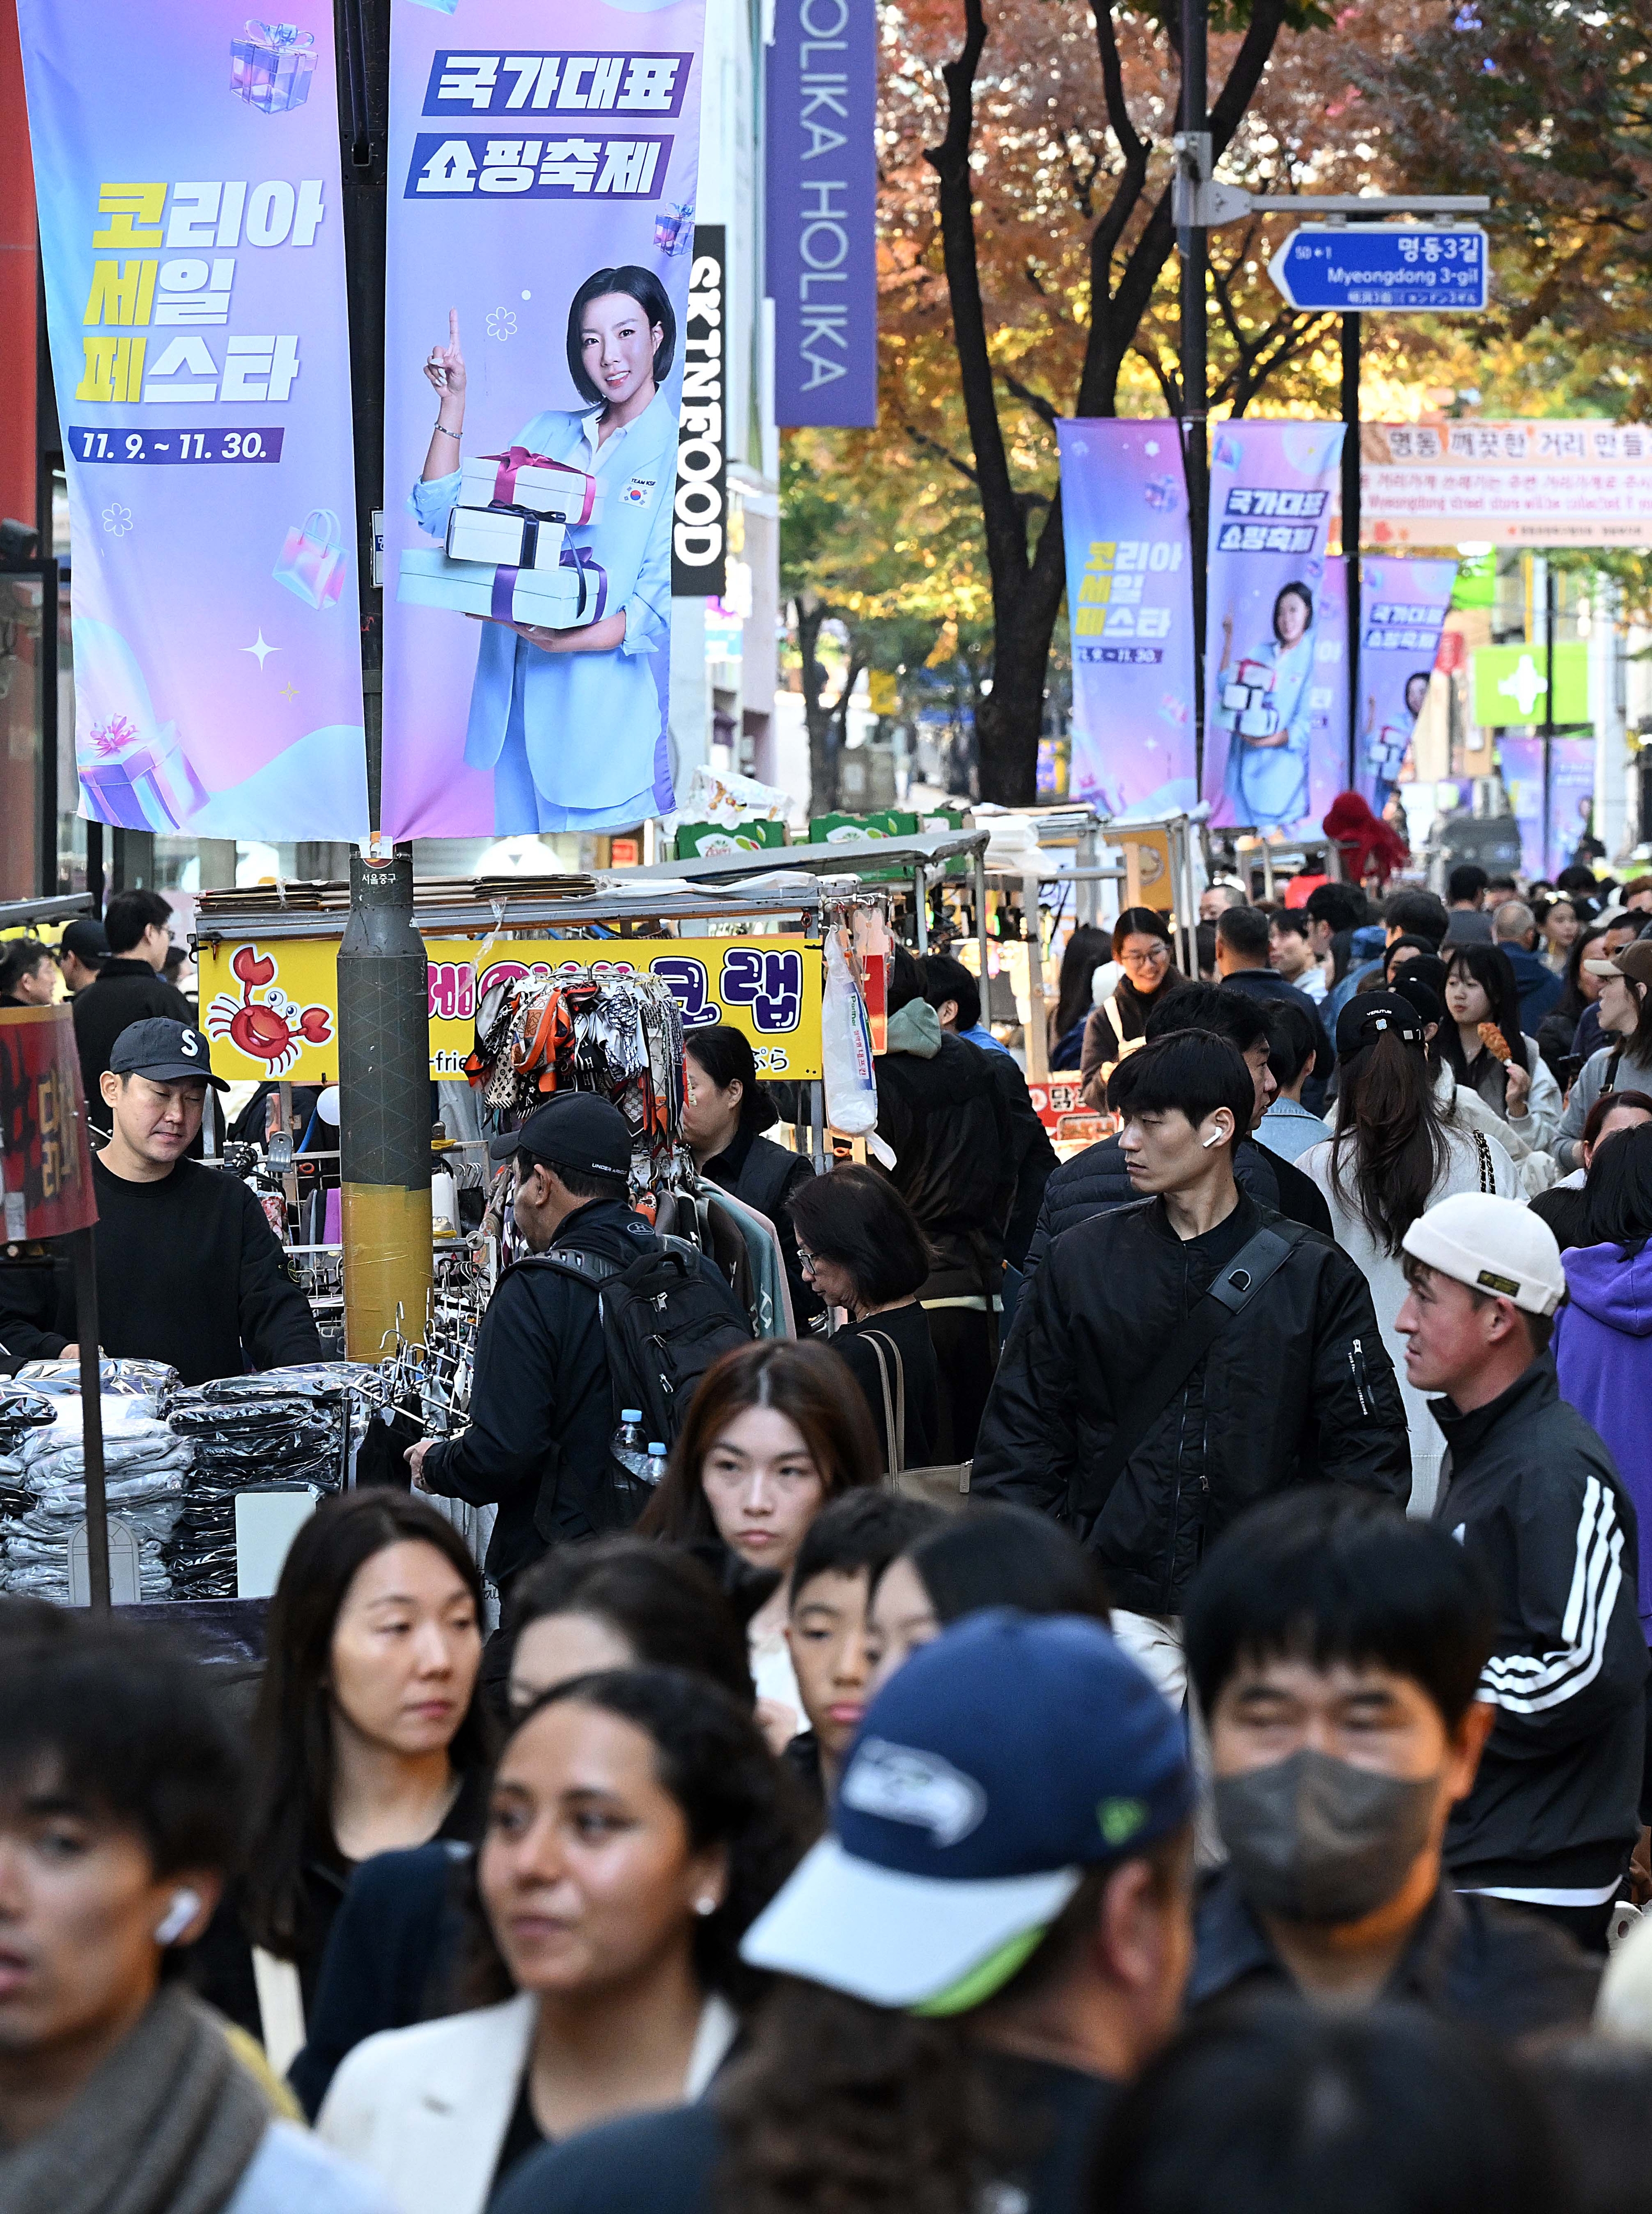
[695,1896,718,1917]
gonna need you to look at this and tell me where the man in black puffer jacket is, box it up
[1022,982,1332,1277]
[874,948,1015,1460]
[975,1029,1408,1708]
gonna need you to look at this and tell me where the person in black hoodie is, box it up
[1397,1193,1647,1952]
[1022,982,1332,1277]
[975,1028,1408,1709]
[921,951,1056,1271]
[70,889,190,1135]
[411,1093,747,1580]
[873,948,1014,1461]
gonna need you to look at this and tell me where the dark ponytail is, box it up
[1329,1028,1449,1255]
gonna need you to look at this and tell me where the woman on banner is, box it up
[1363,668,1432,816]
[1216,579,1318,829]
[412,273,677,834]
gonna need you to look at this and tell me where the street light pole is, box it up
[1177,0,1209,789]
[1341,311,1361,789]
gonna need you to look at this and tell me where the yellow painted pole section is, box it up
[342,1182,433,1361]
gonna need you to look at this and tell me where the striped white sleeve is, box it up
[1479,1474,1627,1715]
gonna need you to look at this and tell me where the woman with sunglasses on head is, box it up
[1440,942,1562,1155]
[638,1339,882,1745]
[317,1667,807,2214]
[1080,908,1184,1110]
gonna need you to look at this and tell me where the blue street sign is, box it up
[1268,225,1489,313]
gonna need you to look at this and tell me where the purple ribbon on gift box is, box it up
[490,546,608,628]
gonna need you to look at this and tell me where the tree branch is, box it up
[1085,0,1151,293]
[904,420,980,486]
[1000,370,1060,427]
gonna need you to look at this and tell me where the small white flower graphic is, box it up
[486,307,518,342]
[101,504,133,537]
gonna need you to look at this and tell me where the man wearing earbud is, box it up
[0,1017,320,1384]
[975,1027,1410,1711]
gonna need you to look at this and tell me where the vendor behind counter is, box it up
[0,1018,321,1385]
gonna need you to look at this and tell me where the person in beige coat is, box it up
[317,1667,806,2214]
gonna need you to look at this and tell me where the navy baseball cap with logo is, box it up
[740,1611,1193,2015]
[488,1092,631,1179]
[108,1018,228,1090]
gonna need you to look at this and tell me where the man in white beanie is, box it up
[1398,1193,1647,1953]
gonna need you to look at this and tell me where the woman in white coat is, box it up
[1301,988,1521,1520]
[317,1667,806,2214]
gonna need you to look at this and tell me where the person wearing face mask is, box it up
[1397,1193,1648,1950]
[638,1339,883,1745]
[315,1668,807,2214]
[289,1540,760,2118]
[975,1028,1407,1714]
[1182,1491,1600,2032]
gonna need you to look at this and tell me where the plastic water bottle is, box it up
[645,1442,669,1487]
[610,1410,651,1488]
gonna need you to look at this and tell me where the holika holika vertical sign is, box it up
[767,0,877,427]
[15,0,366,838]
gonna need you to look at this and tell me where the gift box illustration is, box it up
[459,448,604,524]
[79,715,208,832]
[654,201,695,255]
[274,509,348,609]
[230,21,317,114]
[1369,725,1410,776]
[399,545,608,627]
[445,504,566,571]
[1221,659,1279,734]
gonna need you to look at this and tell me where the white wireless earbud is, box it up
[154,1889,203,1947]
[1201,1131,1224,1149]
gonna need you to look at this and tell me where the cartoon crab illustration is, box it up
[205,945,333,1077]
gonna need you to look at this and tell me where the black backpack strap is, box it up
[516,1248,624,1290]
[1066,1224,1303,1528]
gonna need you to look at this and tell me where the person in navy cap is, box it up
[489,1611,1196,2214]
[0,1016,320,1384]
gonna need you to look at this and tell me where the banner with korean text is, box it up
[1355,555,1455,816]
[17,1,366,837]
[1501,736,1596,882]
[1362,421,1652,548]
[1204,421,1347,834]
[1055,421,1197,819]
[381,0,705,838]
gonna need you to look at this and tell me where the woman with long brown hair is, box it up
[638,1339,882,1742]
[1299,990,1520,1517]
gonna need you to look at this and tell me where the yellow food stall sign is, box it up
[198,937,825,1085]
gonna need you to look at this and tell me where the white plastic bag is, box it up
[822,932,879,1141]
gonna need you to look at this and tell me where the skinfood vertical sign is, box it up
[671,225,726,597]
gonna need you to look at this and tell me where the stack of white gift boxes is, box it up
[1219,659,1281,738]
[399,447,609,627]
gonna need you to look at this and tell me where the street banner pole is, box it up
[1341,312,1361,787]
[1175,0,1209,794]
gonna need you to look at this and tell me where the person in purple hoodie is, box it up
[1554,1123,1652,1818]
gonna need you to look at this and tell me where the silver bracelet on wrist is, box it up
[433,421,460,437]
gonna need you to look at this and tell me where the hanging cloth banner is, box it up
[1355,554,1457,816]
[1501,734,1596,881]
[766,0,878,427]
[17,2,367,838]
[380,2,706,839]
[1203,421,1347,835]
[1055,421,1197,819]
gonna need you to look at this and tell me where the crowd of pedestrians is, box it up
[11,860,1652,2213]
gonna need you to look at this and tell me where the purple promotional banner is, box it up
[17,2,366,837]
[1501,736,1596,880]
[1356,555,1456,815]
[1204,421,1346,834]
[1056,421,1196,818]
[767,0,877,428]
[382,2,705,839]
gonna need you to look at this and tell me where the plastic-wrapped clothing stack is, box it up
[1,1394,191,1601]
[0,1383,59,1537]
[164,1366,373,1599]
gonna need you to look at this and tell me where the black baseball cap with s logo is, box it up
[107,1018,229,1090]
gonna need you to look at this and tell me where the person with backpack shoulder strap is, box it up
[973,1028,1410,1712]
[410,1095,750,1584]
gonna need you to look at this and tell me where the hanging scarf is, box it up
[0,1986,269,2214]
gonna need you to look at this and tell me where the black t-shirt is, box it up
[490,2051,1119,2214]
[494,2076,547,2194]
[832,1303,941,1470]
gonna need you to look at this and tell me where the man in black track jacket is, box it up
[975,1029,1409,1709]
[1021,982,1332,1279]
[1399,1192,1646,1950]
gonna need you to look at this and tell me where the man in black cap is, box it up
[410,1093,743,1581]
[54,918,110,997]
[0,1018,320,1384]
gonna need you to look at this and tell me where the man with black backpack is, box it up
[973,1029,1410,1709]
[409,1093,750,1581]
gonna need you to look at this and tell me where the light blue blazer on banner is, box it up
[409,390,674,812]
[1223,631,1315,828]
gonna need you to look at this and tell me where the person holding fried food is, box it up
[1441,943,1563,1155]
